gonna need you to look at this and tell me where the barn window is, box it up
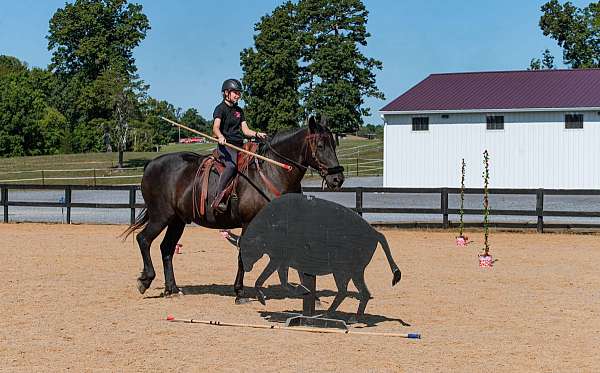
[565,114,583,129]
[486,115,504,130]
[412,117,429,131]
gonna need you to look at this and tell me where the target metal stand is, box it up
[284,273,348,330]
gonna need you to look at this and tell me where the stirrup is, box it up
[212,192,228,213]
[214,201,227,213]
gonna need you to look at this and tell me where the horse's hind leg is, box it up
[160,219,186,296]
[350,270,371,323]
[135,218,168,294]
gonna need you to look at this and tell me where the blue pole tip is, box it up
[407,333,421,339]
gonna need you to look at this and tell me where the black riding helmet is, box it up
[221,79,242,92]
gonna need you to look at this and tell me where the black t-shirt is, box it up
[213,101,245,146]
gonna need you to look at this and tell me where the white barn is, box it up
[380,69,600,189]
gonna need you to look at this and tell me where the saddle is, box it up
[194,142,260,217]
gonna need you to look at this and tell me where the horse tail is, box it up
[120,208,149,241]
[376,231,401,286]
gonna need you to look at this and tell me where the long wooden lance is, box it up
[166,316,421,339]
[160,116,292,171]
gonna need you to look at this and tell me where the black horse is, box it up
[123,116,344,300]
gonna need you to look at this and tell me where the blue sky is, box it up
[0,0,590,125]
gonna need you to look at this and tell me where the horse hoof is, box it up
[392,268,401,286]
[234,297,251,305]
[136,279,147,294]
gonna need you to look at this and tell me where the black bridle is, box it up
[305,133,345,177]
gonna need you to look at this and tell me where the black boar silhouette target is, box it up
[237,193,402,321]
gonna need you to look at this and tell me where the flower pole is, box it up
[479,150,493,267]
[456,158,468,246]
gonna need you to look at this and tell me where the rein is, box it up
[262,132,345,179]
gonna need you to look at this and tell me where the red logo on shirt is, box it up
[234,111,241,119]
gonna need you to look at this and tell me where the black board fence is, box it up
[311,186,600,232]
[0,184,143,225]
[2,184,600,232]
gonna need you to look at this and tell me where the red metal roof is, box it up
[381,69,600,112]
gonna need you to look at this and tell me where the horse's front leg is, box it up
[234,225,247,304]
[233,251,247,303]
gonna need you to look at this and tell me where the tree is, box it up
[0,55,28,77]
[356,123,383,138]
[139,98,179,146]
[47,0,150,79]
[529,48,555,69]
[88,67,147,166]
[180,108,210,135]
[542,49,556,68]
[298,0,384,134]
[37,107,67,155]
[47,0,150,154]
[529,58,542,70]
[0,72,37,156]
[113,77,142,167]
[539,0,600,68]
[241,2,303,133]
[0,58,64,156]
[241,0,383,135]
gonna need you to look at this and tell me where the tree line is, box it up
[0,0,210,161]
[1,0,598,158]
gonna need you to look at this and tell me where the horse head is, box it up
[305,115,345,190]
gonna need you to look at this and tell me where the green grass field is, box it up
[0,137,382,185]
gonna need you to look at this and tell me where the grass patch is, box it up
[0,136,382,184]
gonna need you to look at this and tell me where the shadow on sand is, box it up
[148,282,410,328]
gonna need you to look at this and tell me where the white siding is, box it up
[383,110,600,188]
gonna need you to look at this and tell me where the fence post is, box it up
[41,170,45,186]
[536,189,544,233]
[129,187,136,225]
[441,187,449,229]
[2,187,7,223]
[65,186,72,224]
[93,169,97,187]
[355,187,363,217]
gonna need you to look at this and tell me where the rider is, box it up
[211,78,267,213]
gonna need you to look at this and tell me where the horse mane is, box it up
[259,122,334,155]
[258,126,307,155]
[268,126,307,146]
